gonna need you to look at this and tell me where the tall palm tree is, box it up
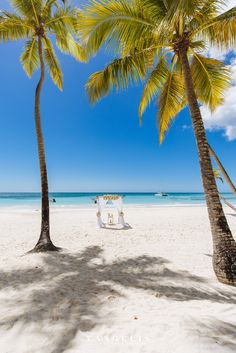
[0,0,87,252]
[79,0,236,285]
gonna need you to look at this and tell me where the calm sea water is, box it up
[0,192,235,208]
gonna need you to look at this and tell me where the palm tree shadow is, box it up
[204,253,213,258]
[192,318,236,351]
[1,246,236,353]
[226,213,236,218]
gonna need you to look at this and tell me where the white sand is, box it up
[0,205,236,353]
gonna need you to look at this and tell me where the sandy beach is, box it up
[0,205,236,353]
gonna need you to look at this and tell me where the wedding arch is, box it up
[96,195,127,228]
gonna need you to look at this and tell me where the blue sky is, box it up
[0,0,235,192]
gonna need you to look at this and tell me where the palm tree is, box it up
[79,0,236,285]
[213,169,236,213]
[0,0,87,252]
[209,143,236,197]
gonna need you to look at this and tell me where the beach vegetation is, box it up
[80,0,236,285]
[0,0,87,252]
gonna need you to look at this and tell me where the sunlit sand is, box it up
[0,206,236,353]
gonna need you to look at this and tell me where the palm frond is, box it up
[194,6,236,48]
[158,68,185,143]
[79,0,160,54]
[164,0,225,33]
[42,0,58,20]
[56,32,87,62]
[214,168,224,183]
[1,0,86,87]
[20,37,39,77]
[43,36,63,90]
[45,4,79,34]
[81,0,235,145]
[44,4,88,62]
[86,49,151,103]
[189,0,223,31]
[139,58,169,121]
[191,52,231,111]
[0,12,33,41]
[189,40,206,52]
[9,0,43,24]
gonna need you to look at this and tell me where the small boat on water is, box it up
[155,192,169,197]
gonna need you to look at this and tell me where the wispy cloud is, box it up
[182,124,191,131]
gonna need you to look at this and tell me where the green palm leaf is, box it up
[86,49,154,103]
[45,5,79,34]
[9,0,43,24]
[42,0,58,20]
[191,53,231,111]
[139,58,169,121]
[20,37,39,77]
[56,32,87,62]
[158,69,185,143]
[195,6,236,48]
[79,0,159,54]
[0,12,32,41]
[43,37,63,90]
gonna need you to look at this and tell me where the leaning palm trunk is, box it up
[208,144,236,197]
[209,145,236,213]
[30,36,58,252]
[220,195,236,213]
[178,41,236,285]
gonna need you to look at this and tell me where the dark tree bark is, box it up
[29,35,59,252]
[208,143,236,197]
[178,42,236,285]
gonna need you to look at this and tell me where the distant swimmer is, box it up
[50,198,56,203]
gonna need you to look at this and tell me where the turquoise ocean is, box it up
[0,192,235,208]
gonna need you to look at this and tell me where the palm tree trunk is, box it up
[178,44,236,285]
[208,143,236,197]
[30,35,58,252]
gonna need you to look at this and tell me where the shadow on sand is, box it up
[191,318,236,351]
[0,246,236,352]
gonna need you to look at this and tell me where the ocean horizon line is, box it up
[0,191,231,194]
[0,191,234,207]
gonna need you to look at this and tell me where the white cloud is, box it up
[224,0,235,10]
[205,47,230,60]
[182,124,191,130]
[201,58,236,141]
[199,0,236,141]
